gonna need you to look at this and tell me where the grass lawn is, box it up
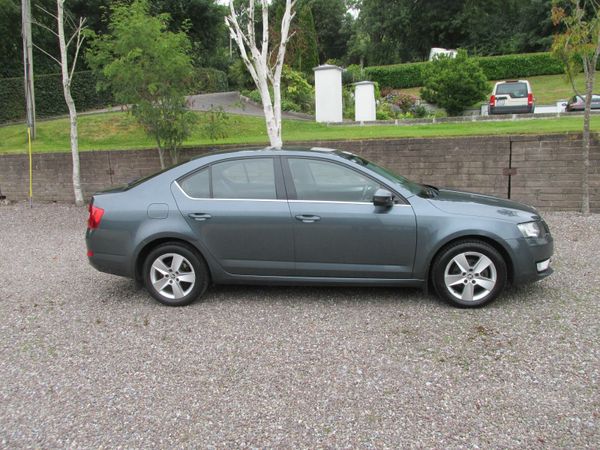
[0,111,598,155]
[401,73,586,105]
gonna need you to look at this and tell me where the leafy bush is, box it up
[376,102,395,120]
[343,64,364,85]
[190,68,228,94]
[420,50,489,116]
[0,71,113,123]
[242,67,314,114]
[384,91,418,113]
[365,52,569,89]
[202,106,229,142]
[342,87,355,119]
[228,59,255,90]
[281,66,314,113]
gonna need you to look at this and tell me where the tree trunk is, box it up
[581,68,593,215]
[57,0,84,206]
[155,136,166,169]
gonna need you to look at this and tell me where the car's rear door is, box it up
[282,156,417,279]
[171,156,295,276]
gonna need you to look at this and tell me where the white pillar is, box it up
[314,64,343,123]
[354,81,376,122]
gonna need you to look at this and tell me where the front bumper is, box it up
[507,234,554,285]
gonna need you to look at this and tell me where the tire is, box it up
[143,243,209,306]
[432,240,507,308]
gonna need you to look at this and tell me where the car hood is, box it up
[427,188,540,222]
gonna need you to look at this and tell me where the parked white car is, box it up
[489,80,535,115]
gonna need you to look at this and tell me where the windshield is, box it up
[336,152,424,195]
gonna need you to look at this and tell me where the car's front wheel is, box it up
[143,243,209,306]
[432,240,507,307]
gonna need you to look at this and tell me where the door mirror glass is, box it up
[373,189,394,207]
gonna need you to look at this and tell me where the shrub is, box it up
[0,71,113,123]
[384,91,418,113]
[343,64,364,85]
[190,68,228,94]
[364,52,570,90]
[281,66,314,114]
[420,50,489,117]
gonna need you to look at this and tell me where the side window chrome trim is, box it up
[174,181,286,202]
[289,199,412,206]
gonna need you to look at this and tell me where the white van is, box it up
[489,80,535,114]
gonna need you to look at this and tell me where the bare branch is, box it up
[32,42,61,66]
[31,19,59,37]
[34,4,58,21]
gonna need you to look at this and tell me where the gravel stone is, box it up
[0,202,598,448]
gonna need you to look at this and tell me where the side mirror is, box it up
[373,188,394,207]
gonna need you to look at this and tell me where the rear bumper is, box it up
[489,105,534,115]
[88,252,133,278]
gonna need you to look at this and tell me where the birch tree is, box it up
[552,0,600,215]
[33,1,86,206]
[225,0,297,149]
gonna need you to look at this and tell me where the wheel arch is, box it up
[425,234,514,293]
[133,236,212,284]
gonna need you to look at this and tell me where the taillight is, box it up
[528,93,533,106]
[87,203,104,229]
[490,95,496,107]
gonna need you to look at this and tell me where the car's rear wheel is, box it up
[432,240,507,307]
[143,243,209,306]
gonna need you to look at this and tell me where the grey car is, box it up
[86,148,553,308]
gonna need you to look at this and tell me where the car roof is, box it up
[191,146,353,160]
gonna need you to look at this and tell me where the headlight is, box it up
[517,221,543,238]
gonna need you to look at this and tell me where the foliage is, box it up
[383,91,418,113]
[0,71,112,123]
[307,0,353,62]
[343,64,365,85]
[191,68,229,94]
[202,105,229,142]
[356,0,556,65]
[243,66,314,114]
[281,66,314,113]
[273,2,319,75]
[420,51,490,116]
[228,59,255,90]
[86,0,195,165]
[365,52,573,89]
[342,86,355,119]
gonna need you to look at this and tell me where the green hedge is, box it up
[364,52,571,89]
[0,71,112,123]
[1,67,229,124]
[190,68,228,94]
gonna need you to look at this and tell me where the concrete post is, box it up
[314,64,343,123]
[354,81,376,122]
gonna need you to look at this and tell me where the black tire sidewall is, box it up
[143,243,208,306]
[433,241,507,308]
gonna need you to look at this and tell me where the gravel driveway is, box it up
[0,203,598,448]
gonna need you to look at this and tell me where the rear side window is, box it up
[179,158,277,200]
[213,158,276,199]
[496,82,528,98]
[179,168,210,198]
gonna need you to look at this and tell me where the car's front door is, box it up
[283,157,417,279]
[172,157,295,276]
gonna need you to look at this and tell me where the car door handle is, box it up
[188,213,212,221]
[295,214,321,223]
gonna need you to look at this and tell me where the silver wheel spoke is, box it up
[152,259,170,275]
[170,254,184,271]
[476,278,495,291]
[461,282,475,301]
[444,250,498,302]
[149,252,196,301]
[473,255,492,274]
[153,277,170,292]
[171,281,185,299]
[453,253,471,272]
[178,273,195,284]
[444,273,465,287]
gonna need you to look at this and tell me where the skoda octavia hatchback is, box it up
[86,148,553,308]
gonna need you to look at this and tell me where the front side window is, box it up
[288,158,380,202]
[212,158,276,199]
